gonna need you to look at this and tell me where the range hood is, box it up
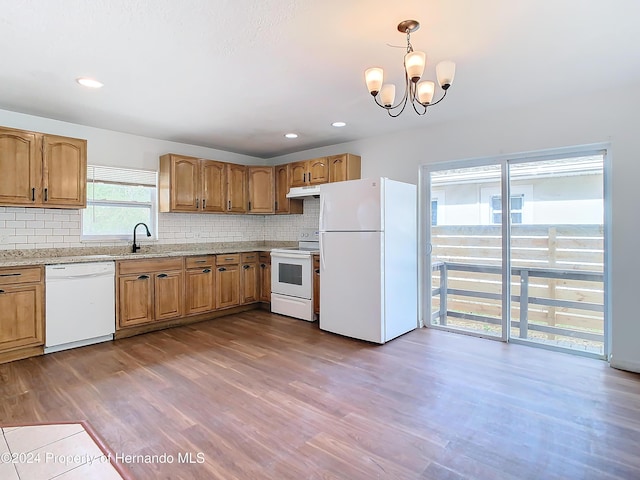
[286,185,321,198]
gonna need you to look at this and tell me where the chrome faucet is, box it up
[132,222,151,253]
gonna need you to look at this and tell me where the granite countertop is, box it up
[0,241,296,268]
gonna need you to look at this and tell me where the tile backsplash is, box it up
[0,198,320,250]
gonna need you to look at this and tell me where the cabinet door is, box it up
[216,265,240,308]
[241,262,259,304]
[154,271,183,320]
[313,255,320,315]
[289,161,308,187]
[185,267,215,315]
[248,166,274,214]
[274,164,303,214]
[0,128,40,206]
[41,135,87,208]
[259,261,271,302]
[328,154,361,183]
[307,157,329,185]
[226,163,247,213]
[0,283,43,351]
[170,155,199,212]
[201,160,227,212]
[118,274,154,328]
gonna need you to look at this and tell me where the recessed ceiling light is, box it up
[332,121,347,127]
[76,77,104,89]
[284,133,298,139]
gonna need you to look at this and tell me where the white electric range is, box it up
[270,229,319,321]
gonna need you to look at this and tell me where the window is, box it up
[491,194,524,224]
[82,166,157,240]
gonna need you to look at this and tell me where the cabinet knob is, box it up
[157,273,168,278]
[218,267,226,272]
[0,289,5,294]
[243,264,250,270]
[203,268,212,273]
[260,263,266,268]
[137,274,150,280]
[44,188,48,201]
[32,188,35,202]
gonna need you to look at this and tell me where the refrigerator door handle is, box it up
[320,231,326,271]
[319,196,326,231]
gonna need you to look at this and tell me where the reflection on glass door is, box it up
[429,163,505,339]
[508,155,605,356]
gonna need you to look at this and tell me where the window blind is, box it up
[87,165,157,187]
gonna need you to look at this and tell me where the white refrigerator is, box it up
[319,177,417,343]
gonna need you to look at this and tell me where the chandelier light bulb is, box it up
[436,60,456,89]
[405,51,426,82]
[365,67,384,95]
[379,84,396,107]
[417,81,435,105]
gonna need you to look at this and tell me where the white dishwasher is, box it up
[45,262,116,354]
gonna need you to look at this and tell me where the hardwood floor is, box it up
[1,310,639,480]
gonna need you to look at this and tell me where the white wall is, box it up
[269,81,640,373]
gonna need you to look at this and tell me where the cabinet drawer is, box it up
[185,255,216,269]
[259,252,271,263]
[216,253,240,265]
[0,266,43,285]
[241,252,259,263]
[117,257,183,275]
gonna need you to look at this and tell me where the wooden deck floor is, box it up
[1,310,639,479]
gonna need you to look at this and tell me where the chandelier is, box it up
[365,20,456,117]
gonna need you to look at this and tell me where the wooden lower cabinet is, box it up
[185,256,216,315]
[313,254,320,315]
[0,266,44,363]
[259,252,271,302]
[116,258,183,329]
[154,271,183,320]
[240,252,259,304]
[118,274,154,327]
[216,254,241,309]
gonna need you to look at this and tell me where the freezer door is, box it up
[319,178,382,232]
[319,231,384,343]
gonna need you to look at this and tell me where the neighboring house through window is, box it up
[82,166,157,240]
[491,194,524,224]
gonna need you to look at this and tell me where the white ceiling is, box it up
[1,1,639,159]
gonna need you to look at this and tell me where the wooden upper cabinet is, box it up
[289,158,329,187]
[289,161,308,187]
[160,154,199,212]
[0,128,39,206]
[307,157,329,185]
[274,163,302,214]
[0,126,86,209]
[42,135,87,208]
[328,154,361,183]
[247,166,274,214]
[226,163,247,213]
[201,160,226,213]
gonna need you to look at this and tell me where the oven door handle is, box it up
[272,252,309,260]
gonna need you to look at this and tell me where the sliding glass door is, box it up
[508,155,605,356]
[426,162,507,340]
[421,147,608,358]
